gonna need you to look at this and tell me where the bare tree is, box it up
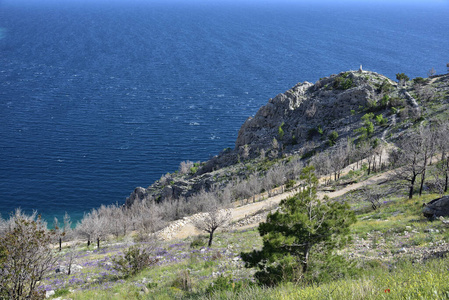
[428,67,436,77]
[270,138,279,159]
[240,144,251,161]
[363,186,390,210]
[192,198,231,247]
[0,215,56,299]
[390,132,425,199]
[329,145,347,181]
[179,161,194,175]
[418,126,437,196]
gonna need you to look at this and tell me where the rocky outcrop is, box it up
[126,187,149,206]
[235,71,389,152]
[423,196,449,218]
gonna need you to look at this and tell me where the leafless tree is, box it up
[390,132,425,199]
[240,144,251,161]
[329,145,347,181]
[179,161,194,175]
[270,138,279,159]
[191,198,231,247]
[428,67,436,77]
[418,126,437,196]
[362,186,390,210]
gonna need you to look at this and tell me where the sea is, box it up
[0,0,448,224]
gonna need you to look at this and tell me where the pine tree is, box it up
[241,166,356,286]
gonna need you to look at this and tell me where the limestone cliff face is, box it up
[235,70,391,152]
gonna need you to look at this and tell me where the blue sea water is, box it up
[0,0,448,223]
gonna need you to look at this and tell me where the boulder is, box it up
[422,196,449,218]
[126,187,148,206]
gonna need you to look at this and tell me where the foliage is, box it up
[327,130,338,146]
[278,122,285,140]
[333,75,353,90]
[0,216,56,300]
[413,77,427,86]
[206,275,254,295]
[355,113,375,140]
[380,79,393,92]
[112,245,158,278]
[241,166,356,286]
[285,179,296,190]
[396,73,409,82]
[375,114,387,126]
[190,236,207,248]
[379,94,390,108]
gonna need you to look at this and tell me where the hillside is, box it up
[3,69,449,300]
[126,70,449,206]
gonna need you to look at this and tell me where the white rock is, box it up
[46,290,55,298]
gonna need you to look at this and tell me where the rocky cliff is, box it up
[126,70,448,206]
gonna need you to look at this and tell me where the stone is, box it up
[125,187,148,206]
[423,196,449,218]
[45,290,55,298]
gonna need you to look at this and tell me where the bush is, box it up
[205,275,253,295]
[112,245,158,278]
[190,236,207,248]
[171,270,192,291]
[379,94,390,108]
[328,130,338,146]
[285,179,296,189]
[0,216,56,300]
[375,114,387,126]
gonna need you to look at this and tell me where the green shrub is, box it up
[112,245,158,278]
[380,94,390,108]
[380,79,393,92]
[375,114,387,126]
[285,179,296,189]
[171,270,192,291]
[328,130,338,146]
[54,289,71,297]
[190,236,207,248]
[278,122,285,140]
[206,275,253,295]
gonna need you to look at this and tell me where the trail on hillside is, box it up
[157,168,395,241]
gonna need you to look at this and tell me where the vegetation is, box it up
[2,70,449,299]
[241,167,356,286]
[0,214,56,300]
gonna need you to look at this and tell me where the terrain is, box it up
[3,68,449,299]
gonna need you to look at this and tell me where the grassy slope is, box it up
[43,190,449,300]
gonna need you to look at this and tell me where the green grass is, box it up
[48,186,449,300]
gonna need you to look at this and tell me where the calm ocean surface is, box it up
[0,0,448,223]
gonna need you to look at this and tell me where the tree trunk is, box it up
[302,244,310,274]
[419,169,426,196]
[97,237,100,249]
[444,158,449,193]
[208,230,215,247]
[409,176,416,199]
[59,238,62,252]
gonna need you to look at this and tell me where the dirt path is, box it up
[157,168,395,241]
